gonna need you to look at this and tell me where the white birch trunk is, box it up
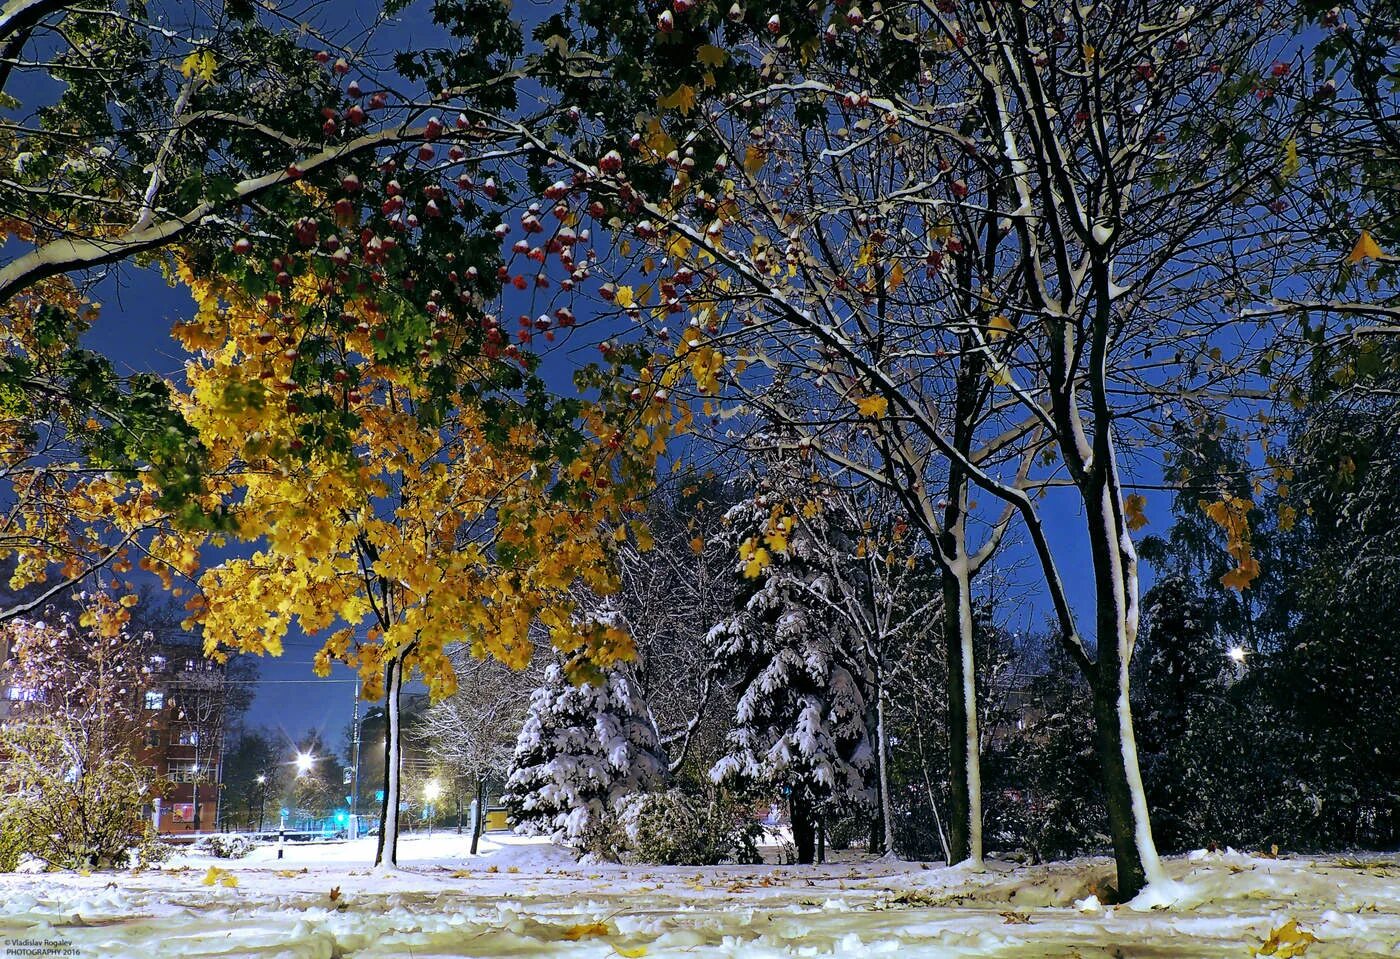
[374,654,403,871]
[875,681,896,856]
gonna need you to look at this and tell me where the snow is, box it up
[2,839,1400,956]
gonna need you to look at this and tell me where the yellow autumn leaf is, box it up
[658,84,697,116]
[697,44,728,67]
[1251,918,1317,957]
[180,50,217,82]
[1348,230,1384,263]
[742,544,772,578]
[561,921,611,941]
[1124,493,1149,531]
[615,945,649,958]
[689,536,705,554]
[1278,503,1297,532]
[988,314,1014,340]
[1280,137,1300,181]
[854,395,888,418]
[744,145,766,174]
[887,262,905,291]
[201,866,237,887]
[614,285,636,308]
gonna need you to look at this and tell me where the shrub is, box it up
[203,834,254,859]
[614,790,763,865]
[0,716,156,870]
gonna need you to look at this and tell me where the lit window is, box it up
[167,762,200,782]
[174,728,199,746]
[144,691,165,710]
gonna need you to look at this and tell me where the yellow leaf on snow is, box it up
[201,866,238,888]
[1349,230,1384,264]
[854,395,888,418]
[615,945,650,958]
[561,921,610,941]
[1251,918,1317,957]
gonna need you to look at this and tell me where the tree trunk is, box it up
[875,678,896,856]
[1085,475,1164,900]
[374,653,405,869]
[790,791,816,865]
[942,545,983,864]
[470,776,485,855]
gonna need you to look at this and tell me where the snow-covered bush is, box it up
[706,484,874,863]
[203,834,254,859]
[0,715,156,870]
[614,790,762,865]
[0,616,159,871]
[504,663,668,848]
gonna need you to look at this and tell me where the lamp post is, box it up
[256,774,268,833]
[278,805,288,860]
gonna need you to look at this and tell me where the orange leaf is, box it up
[1348,230,1383,263]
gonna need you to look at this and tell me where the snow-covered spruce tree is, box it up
[707,475,874,865]
[504,662,668,849]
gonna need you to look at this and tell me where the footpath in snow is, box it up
[0,834,1398,957]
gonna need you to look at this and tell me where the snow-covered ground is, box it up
[1,834,1398,957]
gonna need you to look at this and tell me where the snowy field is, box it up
[1,835,1399,957]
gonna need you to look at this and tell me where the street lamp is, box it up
[424,780,441,837]
[255,774,268,833]
[295,752,315,776]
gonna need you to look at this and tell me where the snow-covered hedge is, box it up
[613,790,762,866]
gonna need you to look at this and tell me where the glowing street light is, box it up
[256,774,267,785]
[295,752,315,776]
[1227,646,1248,664]
[423,780,442,838]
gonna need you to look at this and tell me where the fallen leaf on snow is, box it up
[561,921,610,941]
[1252,919,1317,957]
[201,866,237,888]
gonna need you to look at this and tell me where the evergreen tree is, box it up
[707,481,873,864]
[504,664,668,847]
[1132,573,1235,852]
